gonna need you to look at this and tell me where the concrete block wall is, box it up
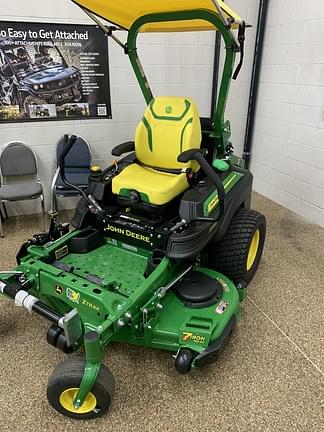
[251,0,324,227]
[224,1,259,155]
[0,0,257,216]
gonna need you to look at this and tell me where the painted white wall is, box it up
[224,0,259,155]
[251,0,324,227]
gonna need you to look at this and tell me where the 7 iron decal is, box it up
[181,332,206,344]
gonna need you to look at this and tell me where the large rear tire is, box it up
[208,209,266,284]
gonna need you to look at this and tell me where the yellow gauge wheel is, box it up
[59,388,97,414]
[246,229,260,271]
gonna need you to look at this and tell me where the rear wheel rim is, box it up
[246,229,260,271]
[59,388,97,414]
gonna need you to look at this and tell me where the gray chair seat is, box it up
[0,182,42,200]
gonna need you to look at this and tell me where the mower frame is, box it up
[0,3,266,420]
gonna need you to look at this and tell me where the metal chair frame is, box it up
[0,142,45,237]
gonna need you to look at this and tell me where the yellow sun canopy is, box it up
[72,0,243,32]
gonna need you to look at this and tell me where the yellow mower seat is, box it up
[112,96,202,206]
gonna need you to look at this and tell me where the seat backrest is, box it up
[135,96,201,171]
[0,142,37,177]
[56,135,91,168]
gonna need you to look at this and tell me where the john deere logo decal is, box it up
[165,105,172,114]
[181,332,206,344]
[55,284,63,295]
[66,288,80,304]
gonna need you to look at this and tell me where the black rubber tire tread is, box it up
[208,209,266,284]
[175,348,196,374]
[56,333,74,354]
[47,356,115,420]
[46,325,61,347]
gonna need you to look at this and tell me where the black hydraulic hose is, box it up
[0,280,62,324]
[243,0,269,169]
[32,302,61,324]
[1,281,25,298]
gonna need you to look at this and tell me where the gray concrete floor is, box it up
[0,192,323,432]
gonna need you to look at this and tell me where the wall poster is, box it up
[0,21,111,122]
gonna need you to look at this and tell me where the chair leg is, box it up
[53,193,58,214]
[0,208,3,238]
[0,199,4,237]
[50,169,59,216]
[40,194,46,232]
[2,202,8,219]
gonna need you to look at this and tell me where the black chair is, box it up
[50,135,92,214]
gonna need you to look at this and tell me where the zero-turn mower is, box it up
[0,0,266,420]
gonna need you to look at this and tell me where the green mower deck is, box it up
[0,232,244,413]
[15,233,243,353]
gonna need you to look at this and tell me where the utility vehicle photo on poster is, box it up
[0,21,111,122]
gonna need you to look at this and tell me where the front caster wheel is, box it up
[47,357,115,420]
[175,348,196,374]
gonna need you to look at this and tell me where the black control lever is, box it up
[59,135,102,212]
[233,21,246,80]
[178,149,225,220]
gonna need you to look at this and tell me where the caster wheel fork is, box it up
[47,330,115,419]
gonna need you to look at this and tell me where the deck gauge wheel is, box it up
[47,357,115,420]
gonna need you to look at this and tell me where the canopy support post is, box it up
[127,9,237,158]
[128,48,154,104]
[83,9,127,51]
[80,6,242,158]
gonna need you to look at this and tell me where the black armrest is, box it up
[177,148,205,163]
[111,141,135,157]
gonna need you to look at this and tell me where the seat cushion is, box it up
[112,163,189,206]
[112,97,202,207]
[135,97,201,172]
[0,182,42,200]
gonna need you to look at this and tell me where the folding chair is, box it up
[0,142,45,237]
